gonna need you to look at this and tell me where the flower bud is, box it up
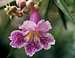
[6,6,17,15]
[16,0,26,9]
[5,6,24,17]
[26,0,34,9]
[34,4,39,10]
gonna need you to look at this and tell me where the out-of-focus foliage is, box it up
[0,0,75,58]
[0,0,14,7]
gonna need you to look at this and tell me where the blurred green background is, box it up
[0,0,75,58]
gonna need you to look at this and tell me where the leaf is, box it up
[54,0,75,23]
[39,0,50,17]
[58,8,67,29]
[44,0,53,19]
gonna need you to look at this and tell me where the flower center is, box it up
[26,31,40,41]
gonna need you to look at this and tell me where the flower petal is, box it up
[37,20,52,32]
[19,21,36,31]
[40,33,55,50]
[25,40,42,57]
[9,30,25,48]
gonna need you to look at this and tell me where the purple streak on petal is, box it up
[40,33,55,50]
[25,40,42,57]
[30,8,41,23]
[34,40,42,52]
[9,30,25,48]
[37,20,52,32]
[25,41,36,57]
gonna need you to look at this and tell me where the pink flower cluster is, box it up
[9,0,55,57]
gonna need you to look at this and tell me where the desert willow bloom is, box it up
[9,0,55,57]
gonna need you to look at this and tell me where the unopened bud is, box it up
[5,6,24,17]
[16,0,26,9]
[34,4,39,10]
[7,6,17,15]
[26,0,34,8]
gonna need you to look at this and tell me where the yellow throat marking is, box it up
[26,31,40,41]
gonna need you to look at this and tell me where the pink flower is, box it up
[9,3,55,56]
[9,20,55,57]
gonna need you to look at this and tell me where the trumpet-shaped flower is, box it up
[9,20,55,57]
[9,4,55,57]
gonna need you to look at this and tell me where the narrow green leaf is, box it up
[58,8,67,29]
[54,0,75,23]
